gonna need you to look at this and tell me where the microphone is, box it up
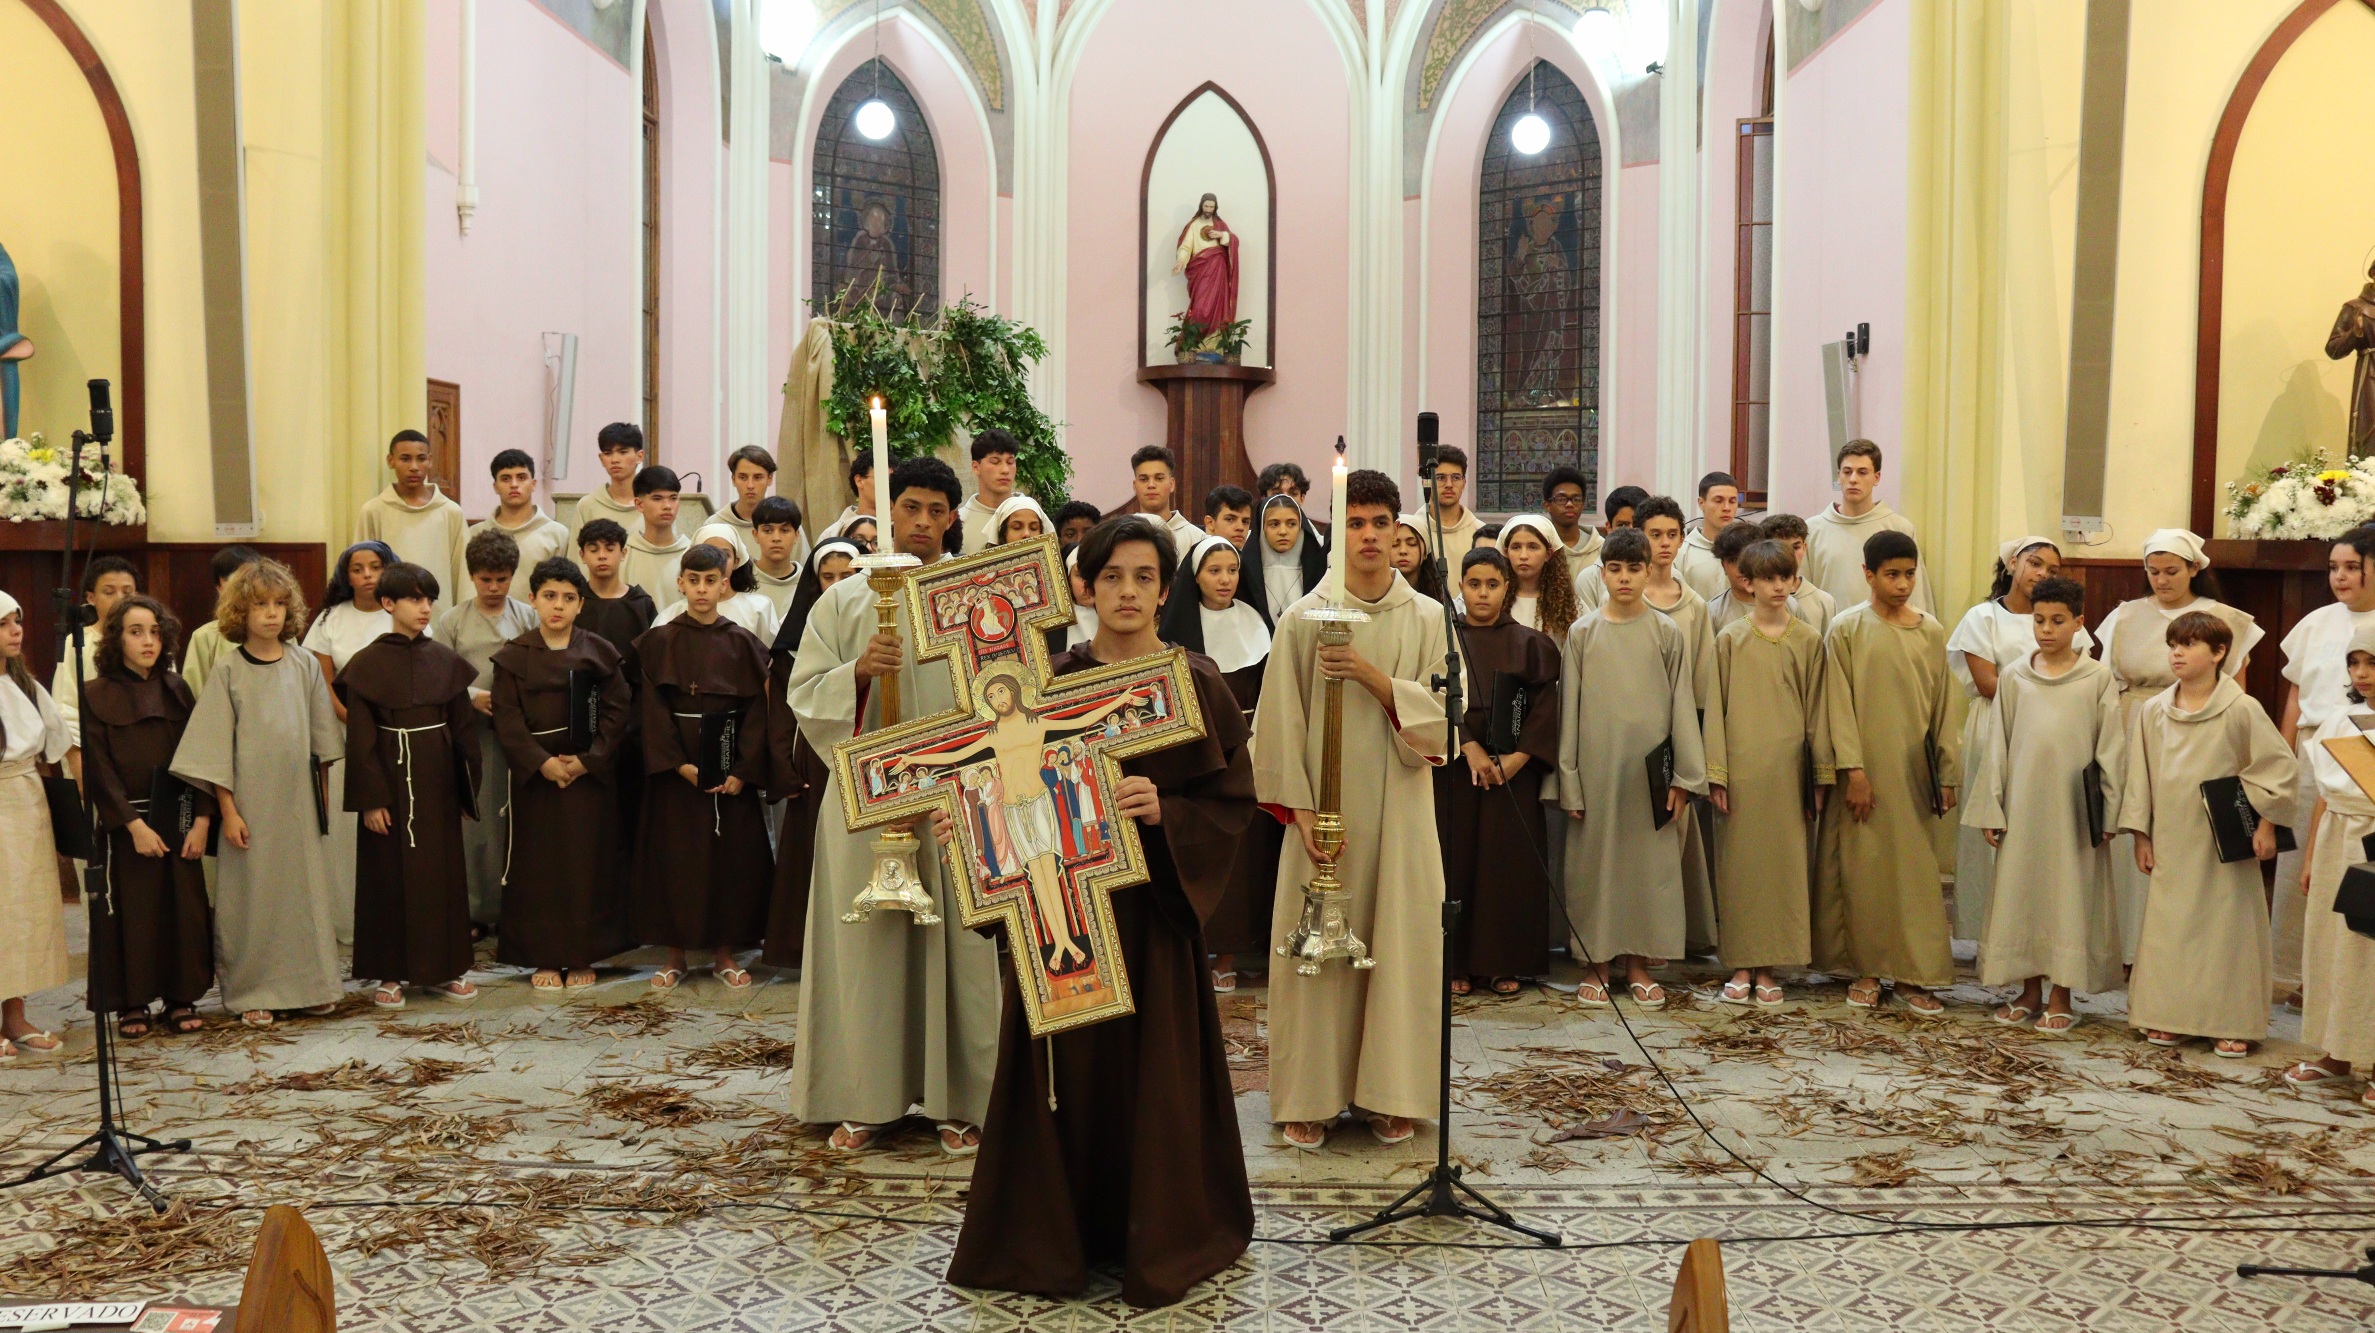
[1416,411,1439,475]
[86,379,113,446]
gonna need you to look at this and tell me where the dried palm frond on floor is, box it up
[227,1056,489,1095]
[1470,1044,1677,1131]
[7,1202,254,1300]
[1836,1149,1926,1189]
[568,996,688,1039]
[583,1081,742,1128]
[680,1034,799,1073]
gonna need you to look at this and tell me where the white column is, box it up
[456,0,478,234]
[1653,0,1703,499]
[723,0,773,471]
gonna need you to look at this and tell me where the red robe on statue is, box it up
[1176,211,1239,334]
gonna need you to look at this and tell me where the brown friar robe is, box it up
[491,628,634,970]
[1255,573,1449,1124]
[760,641,830,969]
[341,632,483,987]
[1813,604,1960,988]
[1709,615,1832,971]
[582,587,658,847]
[1436,617,1561,978]
[946,646,1256,1309]
[2120,676,2296,1040]
[1200,660,1282,961]
[82,668,216,1011]
[632,614,774,949]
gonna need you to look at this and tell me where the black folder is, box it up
[698,712,740,790]
[1487,670,1529,756]
[43,776,91,860]
[1924,734,1947,816]
[148,768,220,857]
[2199,775,2295,863]
[452,728,480,821]
[1646,737,1677,831]
[312,760,330,836]
[1801,747,1819,823]
[567,669,599,753]
[2082,761,2107,846]
[2336,863,2375,940]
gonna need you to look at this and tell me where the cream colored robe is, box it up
[355,485,471,608]
[471,509,572,588]
[431,597,538,924]
[1813,605,1960,987]
[2119,676,2295,1040]
[1557,610,1705,962]
[181,622,231,698]
[1792,580,1836,636]
[0,678,71,1001]
[1646,582,1723,953]
[1710,616,1831,970]
[1674,529,1728,602]
[622,532,690,607]
[1963,655,2125,992]
[1423,507,1484,562]
[1707,588,1824,637]
[1802,502,1934,616]
[564,486,644,558]
[1256,573,1448,1123]
[2301,710,2375,1063]
[784,562,1002,1127]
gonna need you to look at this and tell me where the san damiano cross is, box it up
[830,534,1210,1036]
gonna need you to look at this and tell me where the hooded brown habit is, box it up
[82,668,216,1011]
[491,628,634,969]
[760,649,830,968]
[632,614,774,949]
[341,632,483,987]
[945,645,1257,1309]
[1436,617,1562,978]
[582,586,657,847]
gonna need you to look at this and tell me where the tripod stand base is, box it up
[1328,1164,1562,1246]
[12,1127,190,1214]
[2238,1246,2375,1285]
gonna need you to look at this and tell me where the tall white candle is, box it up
[870,397,889,456]
[1326,445,1348,602]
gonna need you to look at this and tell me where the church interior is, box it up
[8,0,2375,1328]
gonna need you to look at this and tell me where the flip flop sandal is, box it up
[2214,1040,2253,1059]
[1366,1115,1415,1146]
[717,966,753,991]
[1449,979,1471,996]
[2285,1061,2348,1086]
[1211,971,1238,993]
[0,1039,13,1061]
[1280,1122,1329,1151]
[9,1031,61,1054]
[1993,1004,2037,1026]
[1492,978,1524,996]
[1718,980,1755,1006]
[1574,982,1611,1009]
[297,1002,339,1017]
[2144,1030,2183,1047]
[433,982,479,1004]
[1754,985,1787,1008]
[1627,981,1667,1011]
[530,971,565,991]
[2035,1011,2079,1034]
[649,968,684,992]
[829,1122,881,1152]
[241,1010,275,1029]
[372,985,407,1010]
[1902,993,1946,1017]
[1846,983,1884,1010]
[936,1122,981,1158]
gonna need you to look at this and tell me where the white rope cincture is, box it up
[379,723,448,848]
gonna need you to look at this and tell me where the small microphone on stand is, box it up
[1416,411,1439,477]
[86,378,114,446]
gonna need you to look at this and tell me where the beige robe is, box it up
[784,562,1002,1127]
[2302,710,2375,1063]
[2119,677,2294,1040]
[431,597,538,924]
[355,485,471,607]
[1674,529,1728,602]
[471,509,572,588]
[1423,507,1483,562]
[565,487,644,557]
[1792,580,1836,635]
[1557,610,1705,962]
[1710,616,1831,970]
[0,678,71,1001]
[1707,588,1824,637]
[622,532,691,607]
[181,622,231,698]
[1802,502,1934,616]
[1813,605,1960,987]
[1963,655,2125,992]
[1256,573,1449,1123]
[1646,581,1724,953]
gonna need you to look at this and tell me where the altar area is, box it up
[3,916,2373,1332]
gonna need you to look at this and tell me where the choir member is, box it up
[0,589,71,1056]
[989,493,1051,546]
[673,527,784,641]
[1159,534,1276,991]
[49,554,138,744]
[1706,520,1820,634]
[1815,530,1959,1016]
[1423,446,1483,560]
[1802,440,1935,615]
[1946,537,2094,939]
[1556,527,1705,1008]
[958,430,1022,555]
[343,563,483,1008]
[1437,547,1559,996]
[354,430,470,607]
[181,545,262,697]
[632,544,774,990]
[713,446,799,567]
[491,558,632,989]
[82,595,214,1037]
[1674,472,1741,601]
[577,518,658,847]
[171,561,345,1028]
[1496,514,1577,642]
[1757,513,1837,633]
[2122,611,2295,1056]
[1709,540,1830,1007]
[1204,485,1256,547]
[1243,493,1327,627]
[470,449,570,586]
[623,466,693,603]
[1540,466,1602,568]
[303,540,400,944]
[1390,513,1450,605]
[564,423,648,554]
[1963,577,2124,1032]
[1125,445,1207,549]
[786,456,999,1155]
[745,496,806,619]
[2286,623,2375,1101]
[1256,468,1449,1151]
[1053,501,1103,549]
[945,516,1258,1308]
[814,449,877,542]
[432,528,537,936]
[760,537,863,972]
[1632,497,1723,956]
[2271,530,2374,1002]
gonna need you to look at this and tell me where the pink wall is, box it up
[423,0,716,517]
[1699,0,1769,487]
[768,158,795,451]
[649,0,720,486]
[1064,0,1351,513]
[1766,0,1910,518]
[1414,25,1635,513]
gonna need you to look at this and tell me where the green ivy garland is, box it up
[818,294,1071,507]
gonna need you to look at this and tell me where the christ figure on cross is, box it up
[889,665,1150,970]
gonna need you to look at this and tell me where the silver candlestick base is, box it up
[843,827,942,924]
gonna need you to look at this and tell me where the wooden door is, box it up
[427,377,461,504]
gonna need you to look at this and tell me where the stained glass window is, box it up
[1476,62,1601,513]
[812,60,940,319]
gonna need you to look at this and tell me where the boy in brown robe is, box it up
[578,518,657,851]
[946,516,1256,1309]
[83,595,214,1036]
[759,537,863,971]
[632,543,773,990]
[491,558,633,989]
[342,563,483,1008]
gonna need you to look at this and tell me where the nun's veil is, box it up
[1246,493,1327,623]
[772,536,865,656]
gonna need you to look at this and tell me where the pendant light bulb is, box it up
[855,98,896,140]
[1512,113,1550,155]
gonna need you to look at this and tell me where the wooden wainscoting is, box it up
[1,539,328,682]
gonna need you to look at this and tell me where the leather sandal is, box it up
[1492,977,1523,996]
[165,1006,203,1034]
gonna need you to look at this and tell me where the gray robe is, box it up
[170,647,346,1012]
[431,597,538,924]
[784,566,1002,1127]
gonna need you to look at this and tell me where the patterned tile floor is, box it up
[4,911,2375,1330]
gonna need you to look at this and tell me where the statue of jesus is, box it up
[890,666,1149,971]
[2328,259,2375,460]
[1171,193,1239,344]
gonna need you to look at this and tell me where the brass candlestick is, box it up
[843,552,941,925]
[1277,606,1376,975]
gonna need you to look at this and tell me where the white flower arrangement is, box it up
[0,433,146,526]
[2224,451,2375,540]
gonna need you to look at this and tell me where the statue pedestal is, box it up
[1136,363,1275,511]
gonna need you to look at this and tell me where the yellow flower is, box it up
[2320,470,2352,484]
[26,447,53,464]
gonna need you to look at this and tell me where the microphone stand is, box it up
[1329,444,1559,1248]
[5,392,189,1212]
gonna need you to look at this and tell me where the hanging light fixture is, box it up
[1511,59,1549,154]
[854,0,895,139]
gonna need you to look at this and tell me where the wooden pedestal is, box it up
[1136,363,1275,515]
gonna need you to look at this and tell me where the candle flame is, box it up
[870,396,883,410]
